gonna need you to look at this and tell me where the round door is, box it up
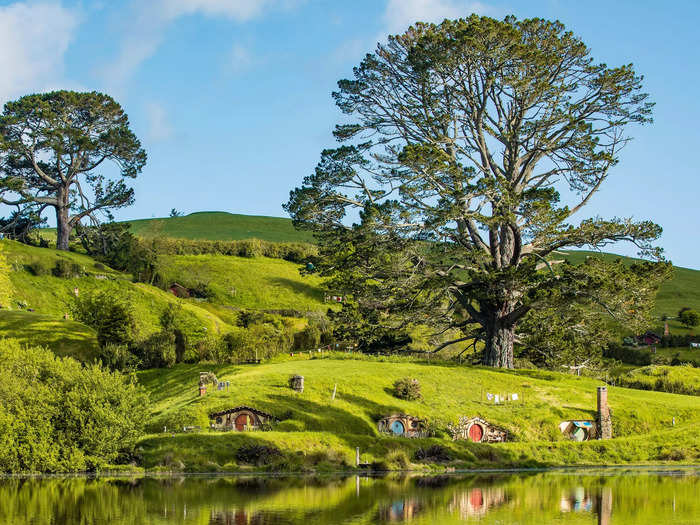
[391,420,405,435]
[468,423,483,442]
[235,414,248,431]
[572,427,587,441]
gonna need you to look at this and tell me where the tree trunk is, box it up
[482,317,515,368]
[55,191,71,251]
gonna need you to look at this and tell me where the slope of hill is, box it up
[126,212,315,243]
[0,311,99,361]
[0,239,327,359]
[158,253,327,311]
[561,249,700,333]
[137,356,700,471]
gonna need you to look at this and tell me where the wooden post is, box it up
[331,383,337,401]
[355,447,360,466]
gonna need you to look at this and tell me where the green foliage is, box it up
[135,331,176,368]
[614,365,700,396]
[51,259,82,278]
[0,90,147,250]
[413,444,451,462]
[136,236,317,263]
[71,291,136,347]
[26,259,50,276]
[678,308,700,328]
[235,444,282,466]
[285,14,661,369]
[0,246,12,308]
[392,377,422,400]
[0,339,148,472]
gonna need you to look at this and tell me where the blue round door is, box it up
[391,420,405,435]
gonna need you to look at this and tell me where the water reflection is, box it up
[0,468,696,524]
[449,486,507,519]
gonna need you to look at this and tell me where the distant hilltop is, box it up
[123,211,314,244]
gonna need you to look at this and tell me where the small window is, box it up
[216,417,222,425]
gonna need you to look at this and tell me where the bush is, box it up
[678,308,700,328]
[235,444,282,466]
[603,344,652,366]
[135,331,176,368]
[392,377,422,400]
[51,259,82,278]
[413,445,451,462]
[71,291,135,348]
[99,343,140,371]
[26,260,50,276]
[0,339,148,473]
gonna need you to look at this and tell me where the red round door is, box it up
[235,414,248,431]
[468,423,483,442]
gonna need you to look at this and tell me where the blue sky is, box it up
[0,0,698,268]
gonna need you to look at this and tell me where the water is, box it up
[1,468,698,524]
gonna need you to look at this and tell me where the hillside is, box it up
[0,239,327,359]
[125,212,315,243]
[562,249,700,334]
[137,356,700,471]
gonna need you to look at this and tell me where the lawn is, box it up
[136,355,700,471]
[158,253,328,311]
[0,311,99,361]
[126,211,315,243]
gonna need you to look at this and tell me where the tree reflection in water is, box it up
[0,468,696,524]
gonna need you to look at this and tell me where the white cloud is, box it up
[384,0,490,34]
[145,102,173,142]
[102,0,301,90]
[160,0,277,21]
[0,1,79,104]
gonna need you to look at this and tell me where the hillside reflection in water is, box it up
[0,468,697,524]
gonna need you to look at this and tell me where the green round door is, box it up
[391,420,405,435]
[572,427,587,441]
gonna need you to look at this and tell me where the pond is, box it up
[0,467,697,524]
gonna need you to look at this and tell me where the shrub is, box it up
[135,331,176,368]
[392,377,422,400]
[99,343,140,371]
[52,259,82,278]
[71,291,135,347]
[0,339,148,473]
[678,308,700,328]
[413,445,451,463]
[26,260,50,276]
[235,444,282,466]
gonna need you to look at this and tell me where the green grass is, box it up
[125,211,315,243]
[0,311,99,361]
[614,364,700,395]
[562,249,700,335]
[135,356,700,471]
[0,239,333,358]
[159,253,328,311]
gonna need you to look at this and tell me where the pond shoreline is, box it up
[2,463,698,480]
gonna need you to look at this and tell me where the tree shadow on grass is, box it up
[269,277,322,301]
[264,394,378,436]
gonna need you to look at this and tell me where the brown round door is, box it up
[469,423,483,442]
[235,414,248,431]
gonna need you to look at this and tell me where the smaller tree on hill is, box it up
[678,308,700,328]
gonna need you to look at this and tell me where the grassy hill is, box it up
[136,355,700,471]
[125,212,314,243]
[562,249,700,334]
[0,239,327,359]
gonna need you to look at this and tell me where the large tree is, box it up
[0,91,146,250]
[285,16,666,368]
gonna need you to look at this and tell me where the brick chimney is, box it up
[597,386,612,439]
[199,384,207,397]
